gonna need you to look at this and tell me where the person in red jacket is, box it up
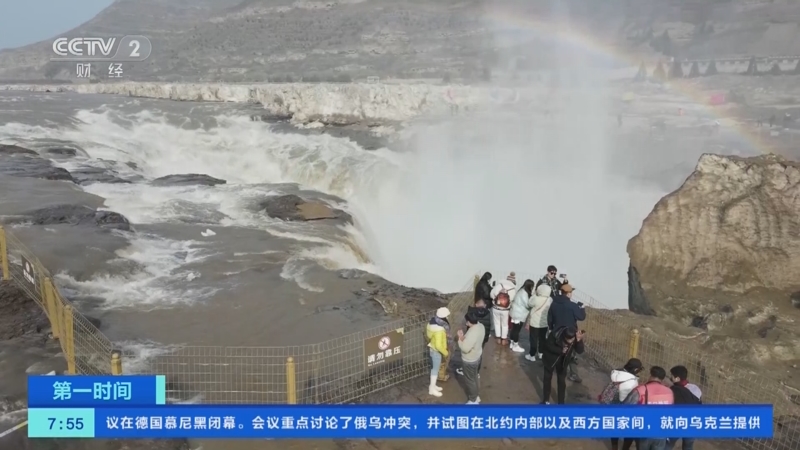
[623,366,674,450]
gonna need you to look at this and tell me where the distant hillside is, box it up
[0,0,497,82]
[617,0,800,59]
[0,0,798,82]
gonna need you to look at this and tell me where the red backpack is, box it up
[495,290,510,308]
[598,381,622,404]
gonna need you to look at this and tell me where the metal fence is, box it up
[506,271,799,450]
[0,225,116,376]
[2,228,798,448]
[0,225,475,406]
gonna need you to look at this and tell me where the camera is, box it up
[576,301,584,307]
[559,274,567,279]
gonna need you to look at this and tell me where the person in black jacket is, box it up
[540,327,585,404]
[546,284,586,382]
[474,272,493,308]
[456,297,492,377]
[667,366,701,450]
[536,265,566,298]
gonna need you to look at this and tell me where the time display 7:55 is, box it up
[28,408,95,438]
[49,417,85,430]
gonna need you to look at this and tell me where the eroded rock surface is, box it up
[0,151,74,182]
[10,204,132,231]
[260,194,352,223]
[627,154,800,373]
[152,173,227,187]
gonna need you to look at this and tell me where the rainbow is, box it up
[483,8,782,156]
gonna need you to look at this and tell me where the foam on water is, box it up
[1,87,668,307]
[54,232,218,309]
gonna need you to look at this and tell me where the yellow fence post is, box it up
[44,278,61,340]
[0,226,9,281]
[628,329,640,359]
[286,357,297,404]
[111,350,123,375]
[63,304,76,374]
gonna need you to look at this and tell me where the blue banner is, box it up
[28,375,165,407]
[28,405,773,439]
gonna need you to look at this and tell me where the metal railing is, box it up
[1,229,798,448]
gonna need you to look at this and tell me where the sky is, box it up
[0,0,115,50]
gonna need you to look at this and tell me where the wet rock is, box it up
[0,152,75,182]
[627,263,654,315]
[0,144,38,155]
[259,194,352,223]
[152,173,227,187]
[339,269,368,279]
[0,396,26,415]
[0,281,49,341]
[70,166,132,185]
[791,291,800,309]
[18,204,131,231]
[354,279,449,317]
[251,112,293,122]
[46,147,80,157]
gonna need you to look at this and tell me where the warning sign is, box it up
[364,329,404,368]
[21,256,36,288]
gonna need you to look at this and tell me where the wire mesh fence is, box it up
[571,288,800,450]
[2,230,797,448]
[1,226,115,376]
[139,286,477,405]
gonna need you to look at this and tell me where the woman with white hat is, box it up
[426,307,451,397]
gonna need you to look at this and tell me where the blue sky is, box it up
[0,0,115,50]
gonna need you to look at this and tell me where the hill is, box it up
[0,0,798,82]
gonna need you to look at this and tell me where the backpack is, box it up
[671,385,702,405]
[598,381,622,404]
[495,290,510,308]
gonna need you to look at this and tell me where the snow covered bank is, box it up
[0,82,488,124]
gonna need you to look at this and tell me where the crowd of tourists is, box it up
[601,360,703,450]
[426,265,585,404]
[425,266,704,449]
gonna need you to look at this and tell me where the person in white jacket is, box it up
[524,284,552,362]
[509,279,535,353]
[490,272,517,346]
[609,359,643,450]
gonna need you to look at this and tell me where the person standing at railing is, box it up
[536,265,566,298]
[456,297,491,377]
[457,311,485,405]
[509,279,535,354]
[622,366,674,450]
[489,273,516,346]
[666,365,702,450]
[524,284,552,362]
[540,327,585,404]
[426,307,451,398]
[474,272,493,307]
[547,283,585,382]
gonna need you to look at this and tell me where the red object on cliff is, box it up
[709,93,726,105]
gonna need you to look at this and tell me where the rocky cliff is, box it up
[0,82,487,124]
[628,153,800,368]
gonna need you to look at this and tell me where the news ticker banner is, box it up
[28,405,772,439]
[28,375,166,407]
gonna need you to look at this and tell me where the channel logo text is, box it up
[51,36,152,62]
